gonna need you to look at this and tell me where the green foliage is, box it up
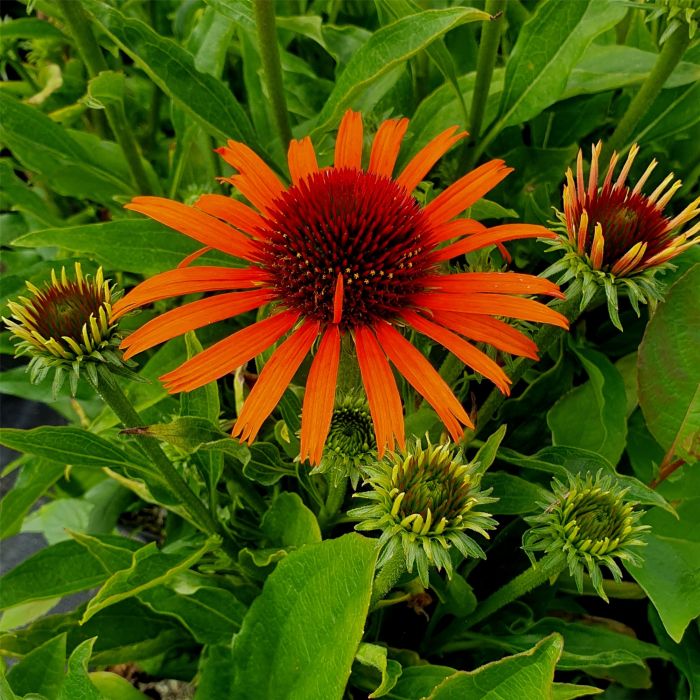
[1,0,698,696]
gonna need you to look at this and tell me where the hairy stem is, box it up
[606,27,690,155]
[88,365,220,537]
[319,475,349,528]
[57,0,152,194]
[371,549,407,607]
[253,0,293,149]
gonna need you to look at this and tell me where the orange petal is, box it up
[401,310,510,394]
[396,126,467,193]
[354,325,405,457]
[288,136,319,186]
[430,218,485,245]
[413,292,570,329]
[178,247,212,268]
[332,273,344,325]
[373,320,473,441]
[423,272,564,298]
[160,310,299,393]
[233,319,320,444]
[430,224,554,263]
[335,110,363,170]
[429,310,539,360]
[125,197,258,260]
[112,266,271,319]
[120,289,274,360]
[368,117,409,177]
[424,160,513,227]
[195,194,269,239]
[215,141,285,213]
[299,325,341,465]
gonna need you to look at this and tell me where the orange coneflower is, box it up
[113,111,567,465]
[548,142,699,327]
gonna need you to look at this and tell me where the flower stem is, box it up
[319,475,348,528]
[87,365,220,537]
[371,549,407,607]
[57,0,152,194]
[464,551,566,628]
[469,0,506,145]
[253,0,293,149]
[475,288,584,436]
[606,27,691,155]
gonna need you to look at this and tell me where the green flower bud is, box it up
[349,438,497,587]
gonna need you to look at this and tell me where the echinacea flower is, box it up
[3,263,124,394]
[523,472,648,601]
[311,394,376,487]
[349,438,497,586]
[548,142,699,328]
[113,110,567,465]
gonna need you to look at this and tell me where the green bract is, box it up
[350,438,497,586]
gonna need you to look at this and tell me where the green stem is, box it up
[371,549,407,607]
[475,288,584,436]
[469,0,506,145]
[57,0,152,194]
[606,27,690,155]
[319,476,348,528]
[253,0,292,149]
[463,551,566,628]
[88,365,220,537]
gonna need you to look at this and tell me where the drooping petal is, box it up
[215,140,285,213]
[121,289,274,360]
[125,197,258,260]
[423,160,512,227]
[430,224,554,263]
[401,310,511,394]
[195,194,269,239]
[368,117,409,177]
[354,325,405,456]
[288,136,319,185]
[233,319,320,443]
[160,310,299,393]
[396,126,467,193]
[429,310,539,359]
[413,292,569,329]
[373,321,473,440]
[422,272,564,298]
[335,110,363,170]
[299,325,341,465]
[113,267,271,319]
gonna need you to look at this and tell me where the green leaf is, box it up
[638,266,700,463]
[138,577,246,645]
[84,70,125,110]
[81,0,257,148]
[260,492,321,548]
[354,643,402,698]
[126,416,226,454]
[493,0,627,130]
[628,500,700,643]
[552,683,603,699]
[482,472,549,514]
[181,332,220,423]
[0,17,67,41]
[243,442,295,485]
[563,44,700,99]
[89,672,151,700]
[472,424,507,476]
[634,80,700,145]
[496,445,673,514]
[57,638,101,700]
[12,220,240,276]
[230,533,378,699]
[0,160,61,227]
[428,634,563,699]
[195,645,234,700]
[6,633,66,700]
[0,536,141,610]
[547,345,628,466]
[386,666,454,699]
[81,537,220,623]
[312,7,490,136]
[0,93,132,204]
[0,459,65,539]
[0,426,148,471]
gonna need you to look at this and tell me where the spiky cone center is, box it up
[351,440,497,586]
[560,143,699,279]
[4,265,116,361]
[258,168,435,330]
[524,473,648,599]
